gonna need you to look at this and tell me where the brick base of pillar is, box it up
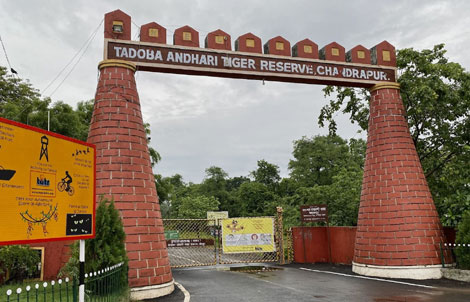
[353,83,451,279]
[88,60,173,298]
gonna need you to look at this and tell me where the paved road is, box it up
[159,264,470,302]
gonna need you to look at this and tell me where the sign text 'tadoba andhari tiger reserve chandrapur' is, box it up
[0,118,95,245]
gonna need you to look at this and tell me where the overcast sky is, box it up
[1,0,469,183]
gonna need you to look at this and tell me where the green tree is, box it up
[455,210,470,269]
[200,166,230,212]
[250,159,281,190]
[178,195,220,218]
[144,122,161,167]
[237,182,278,216]
[319,44,470,226]
[0,66,43,123]
[0,245,40,284]
[288,135,364,187]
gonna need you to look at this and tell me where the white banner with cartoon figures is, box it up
[221,217,275,253]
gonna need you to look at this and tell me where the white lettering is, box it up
[128,48,136,58]
[380,72,388,81]
[183,53,191,63]
[114,46,122,57]
[248,59,255,69]
[360,70,367,79]
[167,51,174,62]
[137,49,146,59]
[191,53,198,64]
[207,55,215,66]
[146,49,154,60]
[276,61,284,72]
[268,61,275,71]
[317,65,325,75]
[199,54,207,65]
[155,50,163,61]
[121,47,128,58]
[240,58,247,69]
[260,60,268,70]
[342,68,352,77]
[222,57,231,67]
[174,52,183,63]
[352,69,359,78]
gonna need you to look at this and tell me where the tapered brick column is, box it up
[352,83,451,279]
[88,59,173,299]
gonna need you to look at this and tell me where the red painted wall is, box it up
[29,241,72,280]
[292,226,455,265]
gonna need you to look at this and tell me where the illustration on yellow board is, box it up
[20,204,59,238]
[39,135,49,162]
[57,171,74,196]
[226,220,244,233]
[0,165,16,181]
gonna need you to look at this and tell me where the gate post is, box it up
[276,207,285,264]
[353,83,451,279]
[88,58,173,299]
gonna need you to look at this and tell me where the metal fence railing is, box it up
[2,277,76,302]
[1,263,126,302]
[163,219,217,268]
[84,262,127,301]
[440,243,470,268]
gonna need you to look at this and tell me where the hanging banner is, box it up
[0,118,96,245]
[221,217,275,254]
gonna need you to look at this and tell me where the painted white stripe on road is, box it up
[299,267,436,289]
[175,281,190,302]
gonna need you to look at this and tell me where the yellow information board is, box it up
[0,118,95,245]
[221,217,275,254]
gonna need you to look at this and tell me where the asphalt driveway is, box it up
[152,264,470,302]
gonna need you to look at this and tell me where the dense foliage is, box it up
[455,211,470,269]
[0,245,40,284]
[158,135,366,229]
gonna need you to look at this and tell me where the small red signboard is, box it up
[300,205,328,222]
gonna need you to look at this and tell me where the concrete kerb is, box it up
[441,268,470,282]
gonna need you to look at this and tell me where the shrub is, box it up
[455,210,470,269]
[60,197,128,284]
[0,245,40,284]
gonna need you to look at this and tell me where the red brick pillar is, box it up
[353,83,450,279]
[88,59,173,299]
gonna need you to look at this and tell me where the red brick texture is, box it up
[354,85,451,267]
[88,62,172,287]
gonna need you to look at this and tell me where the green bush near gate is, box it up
[60,197,128,285]
[455,210,470,269]
[0,245,40,285]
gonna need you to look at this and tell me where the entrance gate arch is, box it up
[88,8,451,299]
